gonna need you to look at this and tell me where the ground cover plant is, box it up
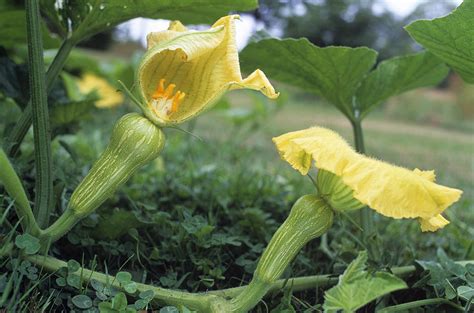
[0,0,473,312]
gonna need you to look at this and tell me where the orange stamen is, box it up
[149,78,186,117]
[152,79,166,99]
[170,91,186,113]
[164,83,176,98]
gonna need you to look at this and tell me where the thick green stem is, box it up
[40,208,78,243]
[229,195,334,312]
[378,298,465,312]
[5,38,76,157]
[209,274,337,299]
[26,0,53,229]
[0,149,40,236]
[351,119,365,154]
[350,119,373,240]
[26,255,217,312]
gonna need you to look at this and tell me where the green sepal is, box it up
[117,80,166,128]
[317,169,364,212]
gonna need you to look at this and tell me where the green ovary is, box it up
[229,194,334,312]
[70,113,165,217]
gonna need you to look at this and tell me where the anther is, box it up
[149,78,186,117]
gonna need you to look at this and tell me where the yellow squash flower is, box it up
[136,15,278,126]
[78,73,124,108]
[273,127,462,232]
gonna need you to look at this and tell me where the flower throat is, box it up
[149,78,186,118]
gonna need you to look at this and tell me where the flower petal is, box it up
[419,214,450,232]
[137,15,278,125]
[230,69,279,99]
[414,168,436,182]
[273,127,462,222]
[146,21,189,49]
[77,73,123,108]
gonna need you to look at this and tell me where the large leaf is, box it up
[406,0,474,83]
[40,0,258,43]
[0,9,59,49]
[324,273,407,312]
[0,48,29,107]
[323,251,407,312]
[355,52,449,118]
[240,38,377,119]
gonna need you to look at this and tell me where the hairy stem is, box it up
[40,208,78,243]
[26,0,53,229]
[378,298,465,312]
[27,255,218,312]
[5,38,76,157]
[350,118,374,241]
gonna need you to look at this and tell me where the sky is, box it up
[118,0,463,49]
[382,0,462,16]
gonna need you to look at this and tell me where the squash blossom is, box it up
[77,73,124,108]
[273,127,463,232]
[43,16,278,243]
[136,15,279,126]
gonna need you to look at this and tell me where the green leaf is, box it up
[72,294,93,309]
[323,251,407,312]
[160,306,180,313]
[324,272,407,312]
[116,271,132,284]
[0,49,29,108]
[67,259,81,272]
[98,302,115,313]
[405,0,474,83]
[124,281,137,294]
[111,292,128,310]
[340,251,368,284]
[457,285,474,301]
[270,286,296,313]
[139,290,154,300]
[134,299,148,310]
[56,277,66,287]
[240,38,377,119]
[67,273,81,289]
[50,99,96,126]
[92,209,148,240]
[0,9,59,49]
[40,0,258,43]
[437,248,467,278]
[14,234,40,255]
[355,52,449,117]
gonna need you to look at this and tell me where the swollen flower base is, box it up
[43,113,165,242]
[225,195,334,312]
